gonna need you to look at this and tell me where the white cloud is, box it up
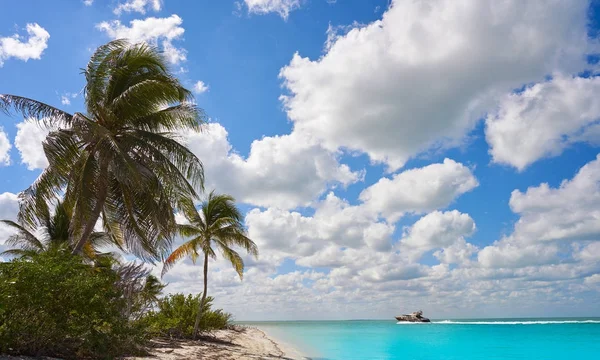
[59,92,77,106]
[0,127,11,166]
[193,80,209,94]
[478,243,559,269]
[486,75,600,170]
[584,274,600,285]
[83,0,94,6]
[0,23,50,67]
[0,192,19,222]
[114,0,162,15]
[157,147,600,321]
[359,159,478,221]
[279,0,591,171]
[478,154,600,268]
[434,239,478,265]
[575,242,600,262]
[161,40,186,64]
[246,193,394,259]
[96,15,186,65]
[182,123,361,209]
[243,0,301,19]
[508,154,600,243]
[0,192,19,252]
[161,191,600,320]
[14,120,51,170]
[400,210,476,262]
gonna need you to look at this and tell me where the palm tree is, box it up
[0,40,205,261]
[161,191,258,338]
[1,201,113,260]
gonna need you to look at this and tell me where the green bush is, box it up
[0,251,147,359]
[142,293,233,338]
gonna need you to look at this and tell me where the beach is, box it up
[127,327,306,360]
[0,328,305,360]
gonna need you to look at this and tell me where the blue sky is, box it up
[1,0,600,320]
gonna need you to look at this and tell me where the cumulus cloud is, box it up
[478,154,600,268]
[486,75,600,170]
[246,193,394,259]
[0,23,50,66]
[96,15,187,64]
[83,0,93,5]
[193,80,209,94]
[0,192,19,220]
[0,192,19,252]
[182,123,361,209]
[400,210,476,262]
[574,242,600,262]
[14,120,51,170]
[0,128,11,166]
[125,1,600,320]
[508,154,600,243]
[478,243,559,269]
[359,159,478,221]
[114,0,162,15]
[242,0,301,19]
[162,191,600,320]
[280,0,591,171]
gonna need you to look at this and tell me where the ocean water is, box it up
[243,319,600,359]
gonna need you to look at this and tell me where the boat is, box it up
[395,310,431,322]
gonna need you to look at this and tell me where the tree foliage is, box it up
[0,200,113,260]
[141,293,233,338]
[162,191,257,337]
[0,251,149,359]
[0,39,205,261]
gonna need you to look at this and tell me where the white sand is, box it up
[0,327,307,360]
[127,327,308,360]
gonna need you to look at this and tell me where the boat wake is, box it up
[432,320,600,325]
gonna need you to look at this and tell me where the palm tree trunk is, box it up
[193,252,209,339]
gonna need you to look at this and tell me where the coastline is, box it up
[253,327,309,360]
[126,327,307,360]
[0,327,307,360]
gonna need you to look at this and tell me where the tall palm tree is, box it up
[1,201,113,260]
[0,40,205,260]
[161,191,258,338]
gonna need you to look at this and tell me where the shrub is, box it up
[0,251,147,359]
[142,293,233,338]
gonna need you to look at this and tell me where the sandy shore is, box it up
[127,327,307,360]
[0,327,306,360]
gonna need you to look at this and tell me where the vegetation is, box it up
[0,251,148,359]
[0,39,205,261]
[162,191,258,338]
[0,40,256,358]
[142,293,233,338]
[0,200,113,260]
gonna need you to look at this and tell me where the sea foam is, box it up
[432,320,600,325]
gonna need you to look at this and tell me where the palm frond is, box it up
[0,94,73,124]
[0,220,45,252]
[162,240,196,276]
[217,243,244,279]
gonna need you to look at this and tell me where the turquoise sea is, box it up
[243,319,600,359]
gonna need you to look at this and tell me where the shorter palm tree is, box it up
[162,191,258,338]
[1,201,113,260]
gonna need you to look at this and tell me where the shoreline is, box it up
[126,326,307,359]
[252,327,309,360]
[0,327,308,360]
